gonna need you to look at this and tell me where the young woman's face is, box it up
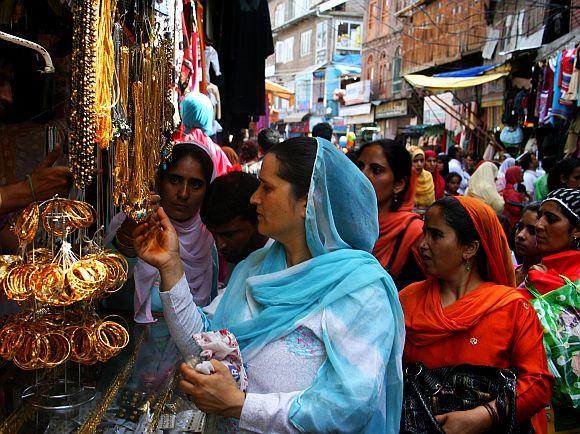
[535,201,580,255]
[425,156,438,174]
[447,176,461,194]
[563,166,580,189]
[515,210,539,259]
[250,153,307,244]
[159,156,207,222]
[413,154,425,174]
[437,158,445,173]
[420,206,467,279]
[357,145,403,212]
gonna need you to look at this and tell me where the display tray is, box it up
[0,316,205,433]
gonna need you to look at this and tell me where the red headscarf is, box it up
[373,171,424,277]
[502,166,525,227]
[424,150,445,200]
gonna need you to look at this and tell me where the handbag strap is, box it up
[408,376,446,434]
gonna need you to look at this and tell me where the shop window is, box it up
[300,30,312,57]
[284,37,294,62]
[392,47,402,94]
[276,37,294,63]
[337,21,362,51]
[365,54,375,81]
[294,0,310,18]
[275,41,284,63]
[274,3,285,27]
[379,50,388,94]
[381,0,390,21]
[316,21,328,51]
[368,1,378,32]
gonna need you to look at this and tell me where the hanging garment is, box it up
[204,45,221,83]
[564,116,580,156]
[207,83,222,120]
[558,48,577,106]
[551,51,573,122]
[562,52,579,102]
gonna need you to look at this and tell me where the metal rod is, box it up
[0,31,55,74]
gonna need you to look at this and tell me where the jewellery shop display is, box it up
[111,30,174,222]
[69,0,117,188]
[0,198,130,371]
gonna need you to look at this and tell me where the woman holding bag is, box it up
[400,196,552,434]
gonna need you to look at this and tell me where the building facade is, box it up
[362,0,416,139]
[266,0,366,137]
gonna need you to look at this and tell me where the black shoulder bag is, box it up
[401,363,535,434]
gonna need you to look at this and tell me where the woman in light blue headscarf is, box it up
[134,137,404,433]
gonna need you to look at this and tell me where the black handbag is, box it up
[401,363,535,434]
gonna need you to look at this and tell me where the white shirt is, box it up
[523,170,539,197]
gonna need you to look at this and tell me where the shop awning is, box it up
[265,79,295,105]
[405,70,509,91]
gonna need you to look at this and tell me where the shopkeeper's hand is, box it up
[179,361,245,419]
[30,145,72,201]
[435,407,492,434]
[133,207,183,290]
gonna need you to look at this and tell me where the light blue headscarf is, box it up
[180,92,214,135]
[210,138,404,433]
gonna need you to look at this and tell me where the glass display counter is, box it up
[0,317,205,433]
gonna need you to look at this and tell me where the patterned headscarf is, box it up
[543,188,580,225]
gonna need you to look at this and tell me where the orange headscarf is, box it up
[454,196,516,287]
[400,196,519,347]
[373,171,424,277]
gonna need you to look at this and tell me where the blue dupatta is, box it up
[210,138,404,433]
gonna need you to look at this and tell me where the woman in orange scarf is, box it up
[357,140,425,289]
[400,196,552,433]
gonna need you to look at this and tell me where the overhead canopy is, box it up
[404,71,509,91]
[265,79,295,105]
[433,64,498,78]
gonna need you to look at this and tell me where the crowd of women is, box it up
[118,94,578,433]
[1,92,579,433]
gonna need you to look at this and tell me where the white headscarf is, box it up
[466,161,505,214]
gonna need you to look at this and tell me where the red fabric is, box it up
[501,166,525,227]
[425,150,445,200]
[526,250,580,296]
[455,196,516,287]
[372,171,424,277]
[400,281,553,425]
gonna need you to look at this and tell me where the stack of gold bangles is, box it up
[0,311,129,369]
[1,198,131,369]
[1,251,128,305]
[12,198,95,244]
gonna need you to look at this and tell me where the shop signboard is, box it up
[344,80,370,105]
[375,99,408,120]
[423,92,453,125]
[339,102,371,117]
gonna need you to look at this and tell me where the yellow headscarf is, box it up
[410,147,435,208]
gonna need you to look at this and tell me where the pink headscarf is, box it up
[105,142,218,323]
[176,128,232,177]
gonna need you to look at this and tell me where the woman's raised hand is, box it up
[133,207,184,290]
